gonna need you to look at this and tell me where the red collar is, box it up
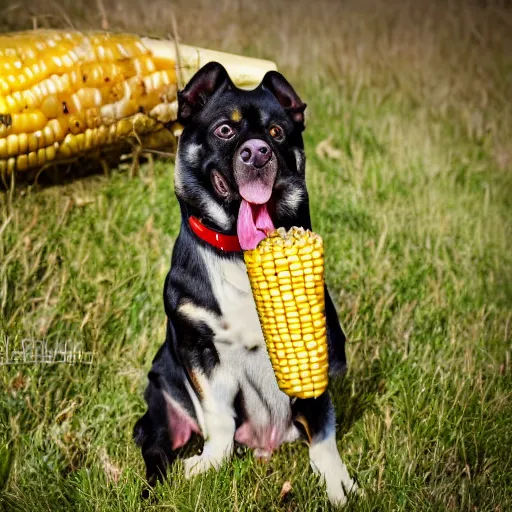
[188,216,242,252]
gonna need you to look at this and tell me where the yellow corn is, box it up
[244,227,328,399]
[0,30,276,178]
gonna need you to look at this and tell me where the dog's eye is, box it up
[214,124,235,139]
[269,125,285,141]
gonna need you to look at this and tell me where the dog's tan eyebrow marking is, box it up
[231,109,242,122]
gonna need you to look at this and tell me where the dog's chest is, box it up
[198,247,263,350]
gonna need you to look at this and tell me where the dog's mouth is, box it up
[211,167,276,250]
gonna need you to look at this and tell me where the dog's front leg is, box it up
[294,393,357,506]
[183,373,237,478]
[309,430,356,506]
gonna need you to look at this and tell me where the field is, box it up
[1,0,512,510]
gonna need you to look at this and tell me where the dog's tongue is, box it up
[237,200,275,250]
[236,178,275,250]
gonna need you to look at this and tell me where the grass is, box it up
[1,0,512,510]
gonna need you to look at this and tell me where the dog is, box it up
[133,62,357,505]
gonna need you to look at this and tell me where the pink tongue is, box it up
[237,200,275,250]
[238,180,273,205]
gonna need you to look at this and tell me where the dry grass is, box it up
[1,0,512,510]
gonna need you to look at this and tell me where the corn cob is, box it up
[0,30,276,179]
[244,227,328,399]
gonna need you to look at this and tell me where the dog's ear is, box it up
[262,71,306,130]
[178,62,232,125]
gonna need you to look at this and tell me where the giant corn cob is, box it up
[0,30,276,178]
[244,227,328,399]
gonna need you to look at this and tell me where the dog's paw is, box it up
[326,477,358,507]
[183,454,222,478]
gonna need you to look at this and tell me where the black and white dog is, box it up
[134,62,357,505]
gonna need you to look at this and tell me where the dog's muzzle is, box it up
[233,139,277,205]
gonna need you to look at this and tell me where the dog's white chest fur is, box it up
[198,247,263,349]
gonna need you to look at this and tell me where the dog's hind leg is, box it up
[134,410,176,496]
[134,342,202,496]
[293,393,357,506]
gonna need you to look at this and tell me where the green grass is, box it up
[1,0,512,510]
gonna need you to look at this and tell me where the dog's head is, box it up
[175,62,310,250]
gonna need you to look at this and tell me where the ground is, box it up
[1,0,512,510]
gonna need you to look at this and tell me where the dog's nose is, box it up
[238,139,272,168]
